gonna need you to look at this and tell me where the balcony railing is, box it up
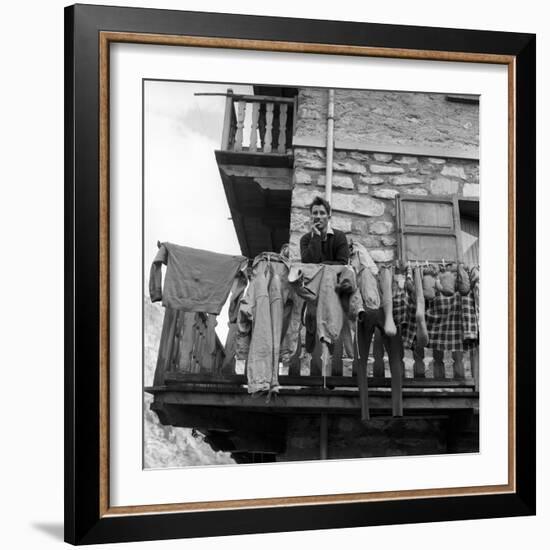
[220,90,295,154]
[153,310,478,394]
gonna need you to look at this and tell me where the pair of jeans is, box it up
[237,259,290,394]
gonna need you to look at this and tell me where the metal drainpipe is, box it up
[325,89,335,203]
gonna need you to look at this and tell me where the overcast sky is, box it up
[144,80,253,342]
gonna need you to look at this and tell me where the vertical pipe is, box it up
[325,89,335,203]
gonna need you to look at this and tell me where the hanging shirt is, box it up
[149,242,247,315]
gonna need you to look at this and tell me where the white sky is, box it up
[144,80,253,341]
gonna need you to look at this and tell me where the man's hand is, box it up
[311,222,322,237]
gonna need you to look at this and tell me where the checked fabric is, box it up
[393,288,479,351]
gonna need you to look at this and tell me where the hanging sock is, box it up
[439,263,457,296]
[422,263,438,300]
[457,262,471,295]
[414,265,429,348]
[380,265,397,337]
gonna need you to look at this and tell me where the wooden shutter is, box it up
[396,195,463,263]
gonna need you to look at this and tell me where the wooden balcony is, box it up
[215,90,297,258]
[146,310,479,463]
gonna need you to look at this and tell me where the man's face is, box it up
[311,204,329,232]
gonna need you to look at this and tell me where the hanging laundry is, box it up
[237,255,292,394]
[349,240,380,311]
[393,281,479,352]
[149,241,247,314]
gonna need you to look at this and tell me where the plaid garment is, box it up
[393,288,479,351]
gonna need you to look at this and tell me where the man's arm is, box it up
[327,231,350,265]
[300,232,322,263]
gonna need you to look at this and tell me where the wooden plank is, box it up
[452,351,465,379]
[263,103,274,153]
[234,101,246,151]
[433,349,446,379]
[220,89,234,150]
[231,94,295,104]
[278,104,288,153]
[413,346,426,378]
[249,102,259,153]
[385,333,404,417]
[162,372,476,388]
[153,389,479,412]
[354,322,370,422]
[470,348,480,392]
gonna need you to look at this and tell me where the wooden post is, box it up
[234,101,246,151]
[249,102,260,152]
[470,347,480,392]
[320,413,328,460]
[452,351,465,379]
[385,333,404,417]
[413,345,426,378]
[220,89,233,150]
[278,103,288,153]
[432,349,446,378]
[264,103,274,153]
[354,320,370,423]
[372,329,385,377]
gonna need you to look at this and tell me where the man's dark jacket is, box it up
[300,228,349,265]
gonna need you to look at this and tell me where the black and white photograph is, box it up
[143,81,481,467]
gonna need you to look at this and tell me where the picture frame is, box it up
[64,3,536,545]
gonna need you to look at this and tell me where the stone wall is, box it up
[296,88,479,154]
[289,89,479,264]
[289,148,479,263]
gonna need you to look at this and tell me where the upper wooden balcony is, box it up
[214,90,297,258]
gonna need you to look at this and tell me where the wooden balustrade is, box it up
[156,311,478,392]
[221,91,295,154]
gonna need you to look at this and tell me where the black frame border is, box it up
[64,3,536,545]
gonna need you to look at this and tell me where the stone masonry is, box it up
[288,89,479,263]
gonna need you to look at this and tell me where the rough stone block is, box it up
[360,176,384,185]
[332,160,367,174]
[331,214,352,232]
[370,220,394,234]
[353,234,381,248]
[317,174,354,190]
[292,186,315,208]
[357,184,369,194]
[392,176,424,186]
[295,148,326,170]
[441,165,467,179]
[428,157,446,164]
[381,235,397,246]
[404,187,429,196]
[371,188,399,199]
[369,164,405,174]
[370,248,396,262]
[373,153,393,162]
[462,183,480,197]
[294,169,312,185]
[430,177,459,195]
[332,192,385,217]
[395,156,418,165]
[290,208,310,232]
[351,219,369,234]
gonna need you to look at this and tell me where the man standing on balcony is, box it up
[299,196,350,355]
[300,196,349,265]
